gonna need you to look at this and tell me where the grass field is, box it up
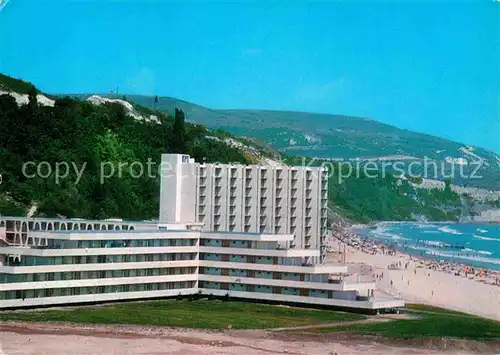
[0,299,365,329]
[310,304,500,340]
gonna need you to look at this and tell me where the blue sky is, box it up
[0,0,498,153]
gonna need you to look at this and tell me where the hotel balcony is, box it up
[197,275,376,293]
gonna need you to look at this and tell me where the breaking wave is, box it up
[438,226,463,235]
[424,251,500,265]
[473,234,500,242]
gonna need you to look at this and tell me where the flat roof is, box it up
[0,216,156,224]
[31,229,198,234]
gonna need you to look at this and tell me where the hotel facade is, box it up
[159,154,329,263]
[0,154,404,311]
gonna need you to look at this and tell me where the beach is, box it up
[326,226,500,321]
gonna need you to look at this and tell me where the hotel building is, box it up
[159,154,329,263]
[0,155,404,311]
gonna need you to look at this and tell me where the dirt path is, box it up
[1,321,495,355]
[268,317,391,332]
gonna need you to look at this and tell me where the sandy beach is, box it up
[326,229,500,321]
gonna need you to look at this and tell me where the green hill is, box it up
[119,94,500,190]
[0,78,252,219]
[0,73,39,94]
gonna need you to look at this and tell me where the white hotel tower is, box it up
[159,154,329,263]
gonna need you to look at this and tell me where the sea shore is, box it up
[326,224,500,321]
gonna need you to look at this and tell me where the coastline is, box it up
[355,222,500,271]
[326,224,500,321]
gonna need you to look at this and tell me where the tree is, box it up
[27,85,38,112]
[444,177,452,194]
[154,95,159,111]
[171,108,186,153]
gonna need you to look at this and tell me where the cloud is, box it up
[294,77,349,102]
[124,68,156,95]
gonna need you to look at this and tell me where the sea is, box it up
[359,222,500,271]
